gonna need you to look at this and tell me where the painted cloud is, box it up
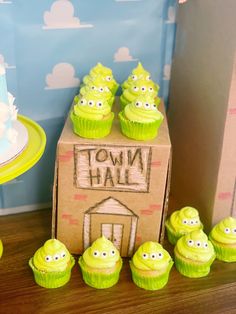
[114,47,138,62]
[43,0,93,30]
[0,54,15,69]
[45,63,80,90]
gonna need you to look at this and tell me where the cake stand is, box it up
[0,115,46,184]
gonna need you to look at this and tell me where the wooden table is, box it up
[0,209,236,314]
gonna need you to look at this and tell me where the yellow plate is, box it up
[0,115,46,184]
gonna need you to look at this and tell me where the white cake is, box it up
[0,64,28,165]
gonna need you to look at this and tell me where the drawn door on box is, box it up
[83,197,138,256]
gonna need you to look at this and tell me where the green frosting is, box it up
[132,242,172,271]
[122,62,159,92]
[121,79,159,106]
[176,230,215,263]
[124,95,163,123]
[74,91,111,120]
[210,217,236,244]
[32,239,71,272]
[83,63,119,94]
[168,206,203,234]
[82,236,120,269]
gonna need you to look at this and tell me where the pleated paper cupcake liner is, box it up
[209,236,236,262]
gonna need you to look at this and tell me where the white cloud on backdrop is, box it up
[114,47,138,62]
[0,0,12,4]
[45,63,80,89]
[0,54,16,69]
[43,0,93,30]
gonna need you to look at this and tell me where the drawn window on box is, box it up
[102,224,123,251]
[83,197,139,256]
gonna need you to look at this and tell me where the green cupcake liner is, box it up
[70,111,114,139]
[129,260,173,291]
[79,257,122,289]
[119,95,129,110]
[174,248,215,278]
[209,236,236,262]
[29,256,75,289]
[119,111,163,141]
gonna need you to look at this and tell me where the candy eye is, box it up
[233,228,236,234]
[150,253,157,260]
[93,250,99,257]
[152,104,157,110]
[45,255,52,262]
[195,220,199,225]
[203,243,208,248]
[196,241,201,247]
[149,87,153,92]
[80,99,86,105]
[132,75,137,80]
[144,103,150,108]
[61,252,66,258]
[91,86,96,90]
[96,101,103,107]
[106,76,111,81]
[142,253,148,259]
[146,75,151,81]
[99,87,104,92]
[224,228,230,234]
[135,101,142,107]
[190,220,195,225]
[110,250,116,256]
[157,252,163,259]
[187,240,194,246]
[182,219,188,225]
[54,254,60,261]
[101,252,107,258]
[141,86,147,92]
[88,100,94,107]
[133,86,139,92]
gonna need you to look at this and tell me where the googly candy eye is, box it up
[99,87,104,92]
[195,220,199,225]
[80,99,86,105]
[93,250,99,257]
[142,253,148,259]
[88,100,94,107]
[141,86,147,92]
[152,104,157,110]
[157,252,163,259]
[146,75,151,81]
[45,255,52,262]
[106,76,112,81]
[149,87,153,92]
[144,103,150,109]
[101,251,108,258]
[190,220,195,225]
[53,254,60,261]
[187,239,194,247]
[233,228,236,234]
[132,75,137,80]
[135,101,142,107]
[110,250,116,256]
[196,241,201,247]
[182,219,188,224]
[96,101,103,108]
[61,252,66,258]
[224,228,230,234]
[150,253,157,260]
[91,86,96,90]
[133,86,139,92]
[203,243,208,248]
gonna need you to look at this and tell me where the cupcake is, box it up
[209,216,236,262]
[130,241,173,290]
[165,206,203,245]
[122,62,159,92]
[71,90,114,139]
[83,63,119,95]
[29,239,75,288]
[120,79,159,110]
[79,236,123,289]
[174,230,215,278]
[79,75,114,107]
[119,94,163,141]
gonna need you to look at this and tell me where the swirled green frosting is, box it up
[169,206,203,234]
[82,236,120,269]
[121,79,158,105]
[176,230,215,262]
[122,62,159,91]
[124,95,163,123]
[32,239,71,272]
[210,217,236,244]
[132,242,172,271]
[74,91,111,120]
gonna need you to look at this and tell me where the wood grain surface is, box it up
[0,209,236,314]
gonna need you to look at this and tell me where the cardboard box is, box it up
[168,1,236,231]
[52,98,171,256]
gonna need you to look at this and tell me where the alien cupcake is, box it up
[79,236,123,289]
[174,230,215,278]
[119,94,163,141]
[122,62,159,92]
[83,63,119,95]
[71,90,114,139]
[29,239,75,288]
[120,79,159,110]
[165,206,203,245]
[209,216,236,262]
[130,241,173,290]
[79,76,115,107]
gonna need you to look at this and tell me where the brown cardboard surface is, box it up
[168,1,236,230]
[52,98,171,256]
